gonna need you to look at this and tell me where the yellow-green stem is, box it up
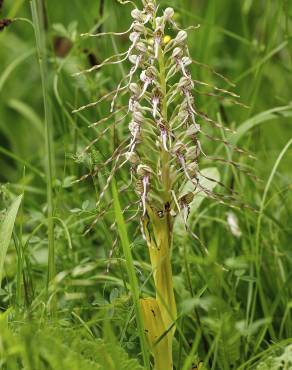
[157,47,176,328]
[143,46,177,369]
[148,220,176,327]
[140,298,172,370]
[143,208,176,370]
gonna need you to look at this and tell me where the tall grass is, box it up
[30,0,55,297]
[112,179,150,369]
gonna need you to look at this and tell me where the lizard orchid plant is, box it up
[73,1,255,368]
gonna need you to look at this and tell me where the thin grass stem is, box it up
[112,179,150,369]
[30,0,55,308]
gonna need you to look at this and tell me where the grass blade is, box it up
[0,195,23,286]
[30,0,55,296]
[112,179,150,370]
[230,105,292,145]
[253,138,292,347]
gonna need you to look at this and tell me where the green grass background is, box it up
[0,0,292,369]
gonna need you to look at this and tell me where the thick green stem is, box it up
[147,211,176,331]
[143,209,176,370]
[140,297,172,370]
[157,47,176,329]
[158,48,171,197]
[142,46,176,369]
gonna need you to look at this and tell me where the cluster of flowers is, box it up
[114,1,206,222]
[73,0,254,230]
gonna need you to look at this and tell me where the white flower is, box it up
[227,212,242,238]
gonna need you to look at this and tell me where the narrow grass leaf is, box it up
[0,195,23,286]
[230,105,292,145]
[8,99,44,136]
[112,179,149,369]
[254,138,292,349]
[0,50,34,93]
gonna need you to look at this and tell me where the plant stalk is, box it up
[142,46,177,370]
[30,0,55,306]
[157,46,177,333]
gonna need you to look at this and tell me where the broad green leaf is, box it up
[0,195,23,285]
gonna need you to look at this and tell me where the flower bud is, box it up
[133,110,144,124]
[186,124,200,136]
[178,76,194,90]
[175,30,188,44]
[129,54,140,64]
[129,121,140,137]
[129,83,141,96]
[140,66,156,82]
[182,56,192,67]
[186,162,198,178]
[178,109,188,120]
[129,31,140,43]
[186,145,201,162]
[135,41,147,53]
[126,151,140,164]
[155,17,164,28]
[180,192,194,205]
[164,7,174,20]
[133,21,145,33]
[172,141,185,154]
[131,9,145,22]
[137,164,152,177]
[172,47,183,59]
[145,2,156,15]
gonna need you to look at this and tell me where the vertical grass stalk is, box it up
[112,180,150,369]
[30,0,55,301]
